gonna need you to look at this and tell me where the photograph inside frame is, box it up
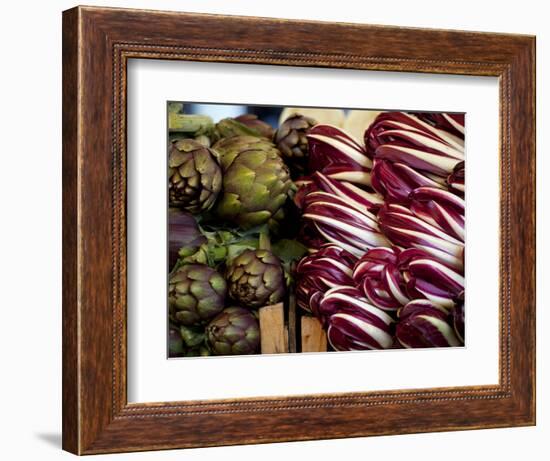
[167,102,465,358]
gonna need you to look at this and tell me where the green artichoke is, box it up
[169,264,227,326]
[274,113,317,175]
[213,136,291,229]
[215,117,270,140]
[226,248,285,308]
[206,307,260,355]
[213,136,280,168]
[235,114,275,139]
[168,139,222,213]
[169,324,211,358]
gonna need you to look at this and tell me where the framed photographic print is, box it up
[62,6,536,455]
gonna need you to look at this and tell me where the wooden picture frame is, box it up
[62,5,536,455]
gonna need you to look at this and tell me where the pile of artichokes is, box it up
[168,106,306,357]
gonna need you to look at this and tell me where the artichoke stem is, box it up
[258,230,271,252]
[169,113,214,135]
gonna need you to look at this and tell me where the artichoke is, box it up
[168,208,206,271]
[169,264,227,326]
[213,135,291,229]
[168,139,222,213]
[226,248,285,308]
[206,307,260,355]
[274,113,317,175]
[169,324,211,358]
[168,325,185,357]
[215,116,271,140]
[213,135,280,169]
[235,114,274,139]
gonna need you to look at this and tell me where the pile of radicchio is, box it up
[294,112,465,350]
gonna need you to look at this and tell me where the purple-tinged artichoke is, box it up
[226,248,285,309]
[319,286,394,351]
[169,264,227,326]
[365,112,464,177]
[371,159,446,204]
[378,203,464,270]
[353,247,410,312]
[235,114,275,139]
[452,291,465,343]
[399,249,465,311]
[168,139,222,213]
[274,113,317,175]
[295,244,357,313]
[447,161,465,194]
[396,299,460,348]
[307,124,372,186]
[169,325,185,357]
[302,190,390,257]
[168,208,207,271]
[206,307,260,355]
[409,187,465,242]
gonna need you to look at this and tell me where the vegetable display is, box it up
[168,106,466,357]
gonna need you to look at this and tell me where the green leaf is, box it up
[272,239,308,266]
[179,325,206,347]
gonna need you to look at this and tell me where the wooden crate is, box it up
[258,292,328,354]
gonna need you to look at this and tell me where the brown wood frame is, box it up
[62,5,536,455]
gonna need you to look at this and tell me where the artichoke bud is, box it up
[169,264,227,326]
[168,139,222,214]
[274,113,317,175]
[215,117,269,140]
[226,247,285,309]
[168,208,206,271]
[235,114,275,139]
[168,325,185,357]
[213,136,291,230]
[206,307,260,355]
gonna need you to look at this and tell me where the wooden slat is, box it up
[301,316,327,353]
[259,303,287,354]
[287,291,297,353]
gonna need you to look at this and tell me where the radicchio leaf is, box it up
[396,299,460,348]
[353,247,409,311]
